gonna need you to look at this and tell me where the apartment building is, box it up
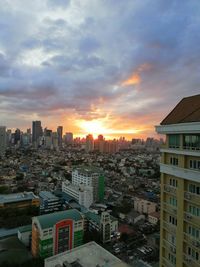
[156,94,200,267]
[72,166,105,202]
[32,209,84,259]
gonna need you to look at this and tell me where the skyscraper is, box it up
[0,126,6,154]
[57,126,63,147]
[32,121,43,144]
[156,94,200,267]
[64,132,73,145]
[85,134,94,152]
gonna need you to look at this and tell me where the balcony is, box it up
[162,257,176,267]
[184,233,200,249]
[163,239,176,254]
[163,184,177,195]
[163,221,176,234]
[184,192,200,205]
[160,163,200,183]
[163,202,177,215]
[184,212,200,227]
[183,253,200,267]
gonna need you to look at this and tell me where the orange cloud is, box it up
[122,73,141,86]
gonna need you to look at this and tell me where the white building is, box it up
[134,197,157,214]
[148,211,160,225]
[0,126,6,154]
[62,180,93,208]
[72,167,104,202]
[44,241,129,267]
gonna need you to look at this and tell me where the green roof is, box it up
[35,209,83,229]
[18,224,32,233]
[85,211,100,224]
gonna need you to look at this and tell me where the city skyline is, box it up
[0,1,200,139]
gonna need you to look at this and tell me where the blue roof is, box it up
[0,192,38,204]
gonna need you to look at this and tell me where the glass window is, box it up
[183,135,200,149]
[169,135,180,148]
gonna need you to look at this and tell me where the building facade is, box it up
[0,192,40,210]
[32,209,84,259]
[32,121,43,144]
[62,181,93,209]
[156,94,200,267]
[72,167,105,202]
[0,126,6,155]
[134,197,157,215]
[39,191,61,214]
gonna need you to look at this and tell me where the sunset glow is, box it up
[77,119,140,139]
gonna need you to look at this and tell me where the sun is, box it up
[76,119,141,139]
[78,120,107,138]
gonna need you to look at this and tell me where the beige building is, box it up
[156,94,200,267]
[134,197,157,214]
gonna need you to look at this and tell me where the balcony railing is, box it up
[163,221,176,234]
[184,212,200,227]
[162,257,176,267]
[183,146,200,151]
[184,233,200,248]
[164,184,177,195]
[184,192,200,205]
[183,253,200,267]
[163,239,176,254]
[163,202,177,215]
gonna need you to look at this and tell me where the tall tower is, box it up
[32,121,43,144]
[85,134,94,152]
[0,126,6,154]
[57,126,63,147]
[156,94,200,267]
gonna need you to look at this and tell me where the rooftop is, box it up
[34,209,83,230]
[161,94,200,125]
[39,191,59,200]
[44,241,129,267]
[0,192,38,204]
[73,166,104,175]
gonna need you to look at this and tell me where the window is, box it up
[183,135,200,149]
[169,178,178,187]
[168,253,176,265]
[169,135,180,148]
[188,247,199,261]
[169,215,177,226]
[189,160,200,170]
[169,197,177,207]
[188,205,200,217]
[170,157,178,166]
[188,184,200,195]
[188,225,199,239]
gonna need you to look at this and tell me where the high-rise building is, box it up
[31,209,84,258]
[72,166,105,202]
[155,94,200,267]
[14,128,21,145]
[57,126,63,147]
[32,121,43,144]
[85,134,94,152]
[64,132,73,145]
[0,126,6,154]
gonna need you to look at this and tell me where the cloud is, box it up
[0,0,199,137]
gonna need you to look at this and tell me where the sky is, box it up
[0,0,200,139]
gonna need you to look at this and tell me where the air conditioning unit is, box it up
[192,240,200,248]
[186,214,192,220]
[184,192,191,200]
[184,256,192,263]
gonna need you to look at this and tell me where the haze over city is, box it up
[0,0,200,139]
